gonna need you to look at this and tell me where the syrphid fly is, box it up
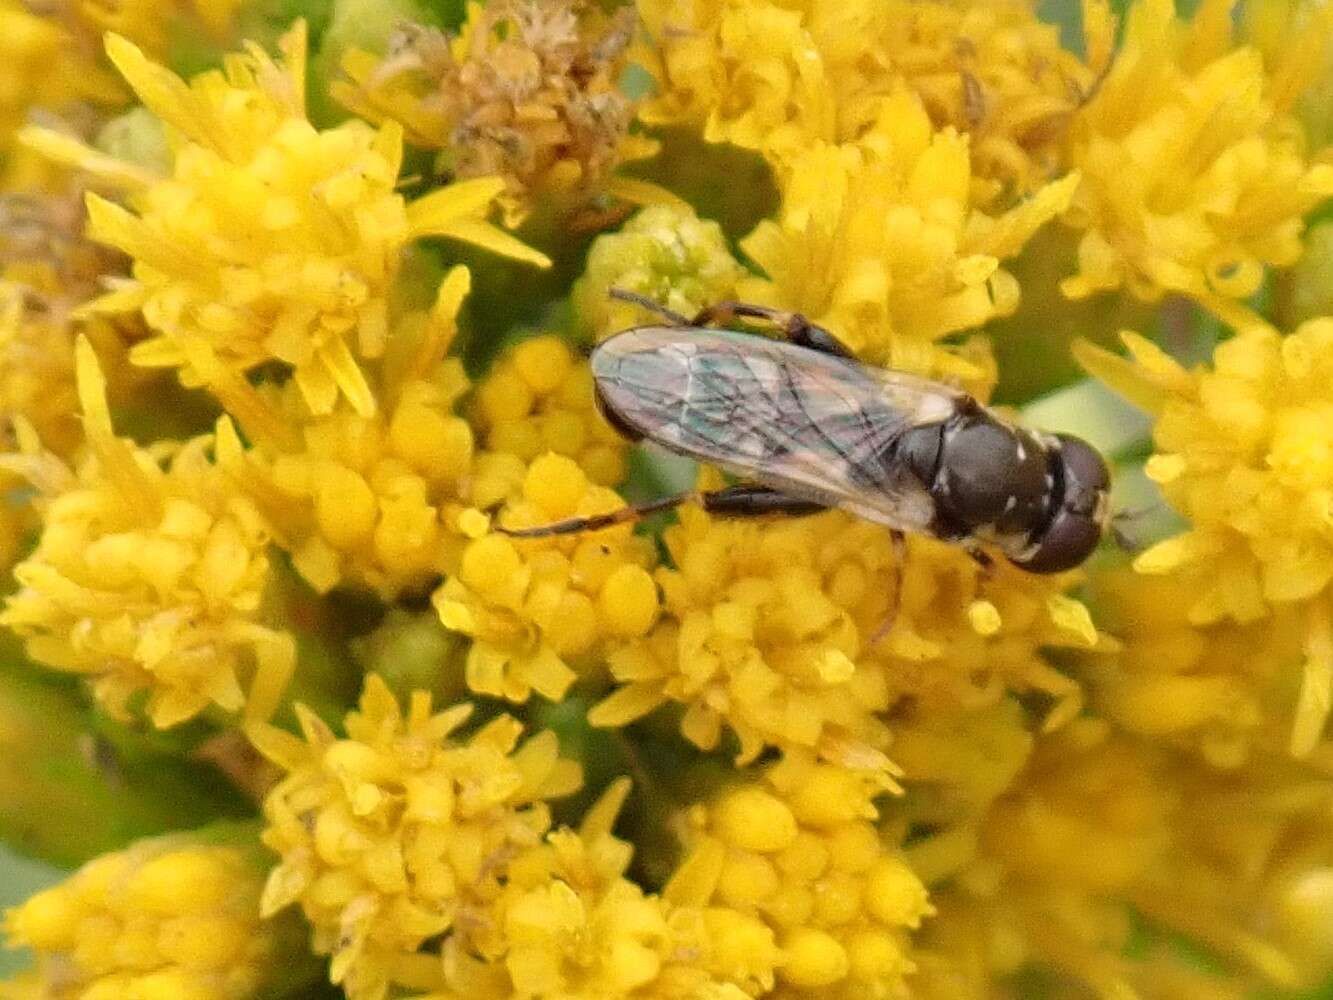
[502,292,1111,574]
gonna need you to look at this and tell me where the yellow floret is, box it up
[738,93,1078,388]
[432,780,777,999]
[24,24,547,420]
[432,452,656,704]
[667,751,931,1000]
[248,674,583,1000]
[0,338,293,728]
[1080,320,1333,755]
[474,334,630,488]
[1061,0,1333,329]
[3,831,285,1000]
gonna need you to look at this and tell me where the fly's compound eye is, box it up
[1014,434,1111,574]
[593,380,645,442]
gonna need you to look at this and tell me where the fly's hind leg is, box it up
[698,484,826,518]
[689,301,855,359]
[495,484,826,539]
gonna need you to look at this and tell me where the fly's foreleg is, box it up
[606,288,692,327]
[495,484,826,539]
[689,302,855,359]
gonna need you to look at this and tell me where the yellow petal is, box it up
[606,175,691,210]
[1072,337,1171,416]
[104,33,211,147]
[424,219,553,268]
[18,127,157,190]
[406,176,507,232]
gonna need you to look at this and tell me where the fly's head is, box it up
[1012,434,1111,573]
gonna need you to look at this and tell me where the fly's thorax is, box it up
[904,404,1056,552]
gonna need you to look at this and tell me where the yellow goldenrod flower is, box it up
[1079,320,1333,756]
[873,0,1113,208]
[908,718,1333,998]
[590,503,898,775]
[573,204,746,342]
[637,0,1108,204]
[3,829,296,1000]
[473,334,630,487]
[0,338,294,728]
[1245,0,1333,153]
[217,364,475,598]
[666,751,932,999]
[432,779,778,1000]
[592,486,1098,777]
[335,0,667,228]
[248,674,583,1000]
[1061,0,1333,330]
[24,24,548,419]
[738,94,1079,386]
[215,269,481,598]
[76,0,249,56]
[0,191,149,459]
[0,281,81,459]
[0,0,122,180]
[1085,568,1302,768]
[0,191,125,312]
[433,452,657,704]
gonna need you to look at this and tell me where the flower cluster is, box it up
[433,452,657,704]
[573,202,747,341]
[593,483,1098,780]
[217,272,480,598]
[3,829,294,1000]
[1080,319,1333,755]
[0,2,1330,1000]
[32,23,548,420]
[1061,0,1333,329]
[908,717,1333,999]
[251,675,774,1000]
[638,0,1108,204]
[249,674,583,1000]
[0,338,293,728]
[335,0,663,227]
[736,95,1078,386]
[666,752,932,999]
[472,334,630,488]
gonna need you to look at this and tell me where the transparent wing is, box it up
[593,328,962,532]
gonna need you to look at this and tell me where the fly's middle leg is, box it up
[869,529,907,648]
[495,484,827,539]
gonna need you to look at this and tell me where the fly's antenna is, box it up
[1109,505,1155,553]
[608,287,691,327]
